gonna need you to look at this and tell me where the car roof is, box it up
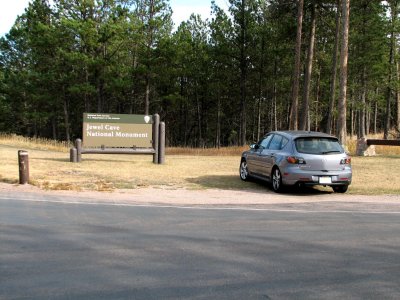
[267,131,338,140]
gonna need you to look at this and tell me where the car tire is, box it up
[272,167,284,193]
[239,160,250,181]
[332,185,348,193]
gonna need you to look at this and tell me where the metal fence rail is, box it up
[366,139,400,146]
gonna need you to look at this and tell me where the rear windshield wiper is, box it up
[321,150,341,154]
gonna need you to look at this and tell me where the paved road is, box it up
[1,194,400,299]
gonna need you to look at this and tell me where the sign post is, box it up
[152,114,160,164]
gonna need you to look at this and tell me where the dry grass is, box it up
[350,156,400,194]
[169,133,400,157]
[1,134,400,194]
[0,133,70,152]
[167,146,248,156]
[0,144,250,192]
[346,132,400,156]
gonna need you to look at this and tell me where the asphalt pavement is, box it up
[1,193,400,299]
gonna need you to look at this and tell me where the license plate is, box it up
[319,176,332,184]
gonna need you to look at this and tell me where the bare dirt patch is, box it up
[1,182,399,208]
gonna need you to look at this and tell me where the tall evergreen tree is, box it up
[336,0,350,144]
[289,0,304,130]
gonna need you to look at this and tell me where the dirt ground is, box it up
[1,182,399,207]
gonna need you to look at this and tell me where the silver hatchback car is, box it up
[240,131,352,193]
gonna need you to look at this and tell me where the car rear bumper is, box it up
[281,167,352,186]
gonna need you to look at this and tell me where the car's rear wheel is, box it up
[240,160,249,181]
[332,185,348,193]
[272,167,284,193]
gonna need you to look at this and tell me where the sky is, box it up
[0,0,229,37]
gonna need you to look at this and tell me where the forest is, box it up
[0,0,399,147]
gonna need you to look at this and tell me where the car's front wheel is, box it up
[239,160,249,181]
[332,185,348,193]
[272,167,284,193]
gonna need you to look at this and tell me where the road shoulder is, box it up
[1,182,399,208]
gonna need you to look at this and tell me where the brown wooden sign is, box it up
[71,113,165,164]
[83,113,153,148]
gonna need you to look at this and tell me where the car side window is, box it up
[281,137,289,149]
[260,135,273,149]
[269,134,284,150]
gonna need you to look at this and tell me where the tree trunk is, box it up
[184,101,188,146]
[289,0,304,130]
[366,103,371,134]
[299,2,316,131]
[84,58,90,113]
[273,59,278,131]
[239,0,247,145]
[384,1,398,139]
[359,2,368,138]
[52,117,57,140]
[62,86,70,143]
[216,96,221,148]
[350,102,354,139]
[252,100,257,142]
[97,43,107,113]
[145,75,150,115]
[384,38,394,139]
[374,97,378,134]
[315,66,321,131]
[196,85,202,147]
[396,44,400,135]
[257,31,265,141]
[360,66,367,138]
[97,76,104,113]
[257,98,262,141]
[129,43,139,114]
[145,0,155,116]
[336,0,350,144]
[325,0,341,134]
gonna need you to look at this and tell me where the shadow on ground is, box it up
[31,157,70,163]
[186,175,333,196]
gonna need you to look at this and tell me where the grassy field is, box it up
[1,134,400,195]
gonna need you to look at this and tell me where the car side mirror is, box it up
[250,143,256,149]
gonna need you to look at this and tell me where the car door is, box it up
[258,134,286,178]
[248,134,273,176]
[246,143,261,175]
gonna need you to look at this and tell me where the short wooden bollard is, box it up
[70,148,78,162]
[75,139,82,162]
[18,150,29,184]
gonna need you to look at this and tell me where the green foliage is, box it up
[0,0,399,145]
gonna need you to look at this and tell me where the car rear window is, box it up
[295,137,343,154]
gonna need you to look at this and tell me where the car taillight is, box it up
[340,157,351,165]
[287,156,306,164]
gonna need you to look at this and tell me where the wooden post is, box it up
[75,139,82,162]
[70,148,77,162]
[153,114,160,164]
[158,122,165,164]
[18,150,29,184]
